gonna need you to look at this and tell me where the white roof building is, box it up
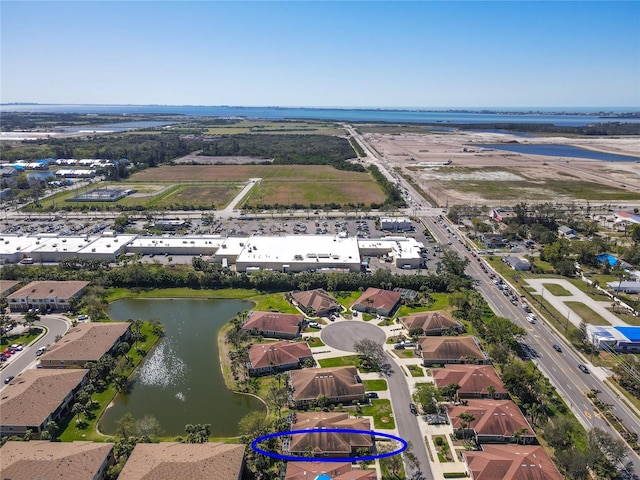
[235,235,361,273]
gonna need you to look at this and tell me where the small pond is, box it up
[100,298,264,437]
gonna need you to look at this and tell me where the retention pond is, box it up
[100,298,264,437]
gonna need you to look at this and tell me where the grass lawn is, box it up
[333,291,362,309]
[318,355,359,368]
[395,293,451,317]
[565,301,610,326]
[363,379,388,391]
[610,311,640,326]
[1,327,44,347]
[252,293,298,313]
[543,283,571,296]
[407,364,425,377]
[306,336,325,347]
[393,350,416,359]
[361,399,395,429]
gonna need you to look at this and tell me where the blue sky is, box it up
[1,1,639,108]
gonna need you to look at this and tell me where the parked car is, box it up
[552,344,562,353]
[366,392,379,399]
[409,403,418,415]
[4,375,14,384]
[578,364,589,373]
[36,347,46,356]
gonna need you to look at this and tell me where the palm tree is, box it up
[457,412,476,441]
[486,385,496,399]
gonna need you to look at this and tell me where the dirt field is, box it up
[364,130,640,206]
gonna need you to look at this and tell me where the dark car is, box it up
[578,364,589,373]
[552,344,562,353]
[366,392,379,399]
[409,403,418,415]
[4,375,15,384]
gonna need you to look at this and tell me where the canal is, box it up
[99,298,265,437]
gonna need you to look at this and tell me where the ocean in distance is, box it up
[2,104,639,127]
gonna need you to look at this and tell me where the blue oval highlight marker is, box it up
[251,428,408,463]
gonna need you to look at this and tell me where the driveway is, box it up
[320,321,386,351]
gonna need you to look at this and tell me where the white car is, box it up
[526,314,537,324]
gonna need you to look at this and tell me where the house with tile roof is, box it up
[432,365,508,399]
[290,366,365,407]
[463,444,563,480]
[117,442,245,480]
[6,280,90,312]
[285,462,376,480]
[39,322,131,368]
[242,311,305,339]
[447,400,536,444]
[291,289,341,317]
[400,310,464,336]
[418,336,490,366]
[352,288,402,317]
[0,441,114,480]
[248,341,313,376]
[288,412,372,456]
[1,369,88,437]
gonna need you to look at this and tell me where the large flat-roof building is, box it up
[6,280,90,312]
[235,235,362,273]
[39,322,131,368]
[1,369,88,437]
[0,441,114,480]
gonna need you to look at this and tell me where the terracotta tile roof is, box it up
[464,444,563,480]
[7,281,90,300]
[400,310,461,333]
[353,288,401,315]
[290,412,372,455]
[447,400,535,438]
[418,336,487,362]
[432,365,507,398]
[41,322,130,364]
[291,289,340,315]
[0,441,113,480]
[242,311,304,336]
[285,461,376,480]
[1,369,88,429]
[249,341,312,369]
[291,366,365,403]
[117,442,245,480]
[0,279,20,296]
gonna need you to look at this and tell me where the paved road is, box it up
[320,321,386,352]
[384,354,433,480]
[422,215,640,473]
[0,315,70,389]
[350,127,640,473]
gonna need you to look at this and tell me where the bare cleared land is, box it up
[361,129,640,206]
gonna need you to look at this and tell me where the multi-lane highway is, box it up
[348,124,640,473]
[423,211,640,473]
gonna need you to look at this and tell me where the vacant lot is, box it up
[131,165,385,207]
[131,165,368,182]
